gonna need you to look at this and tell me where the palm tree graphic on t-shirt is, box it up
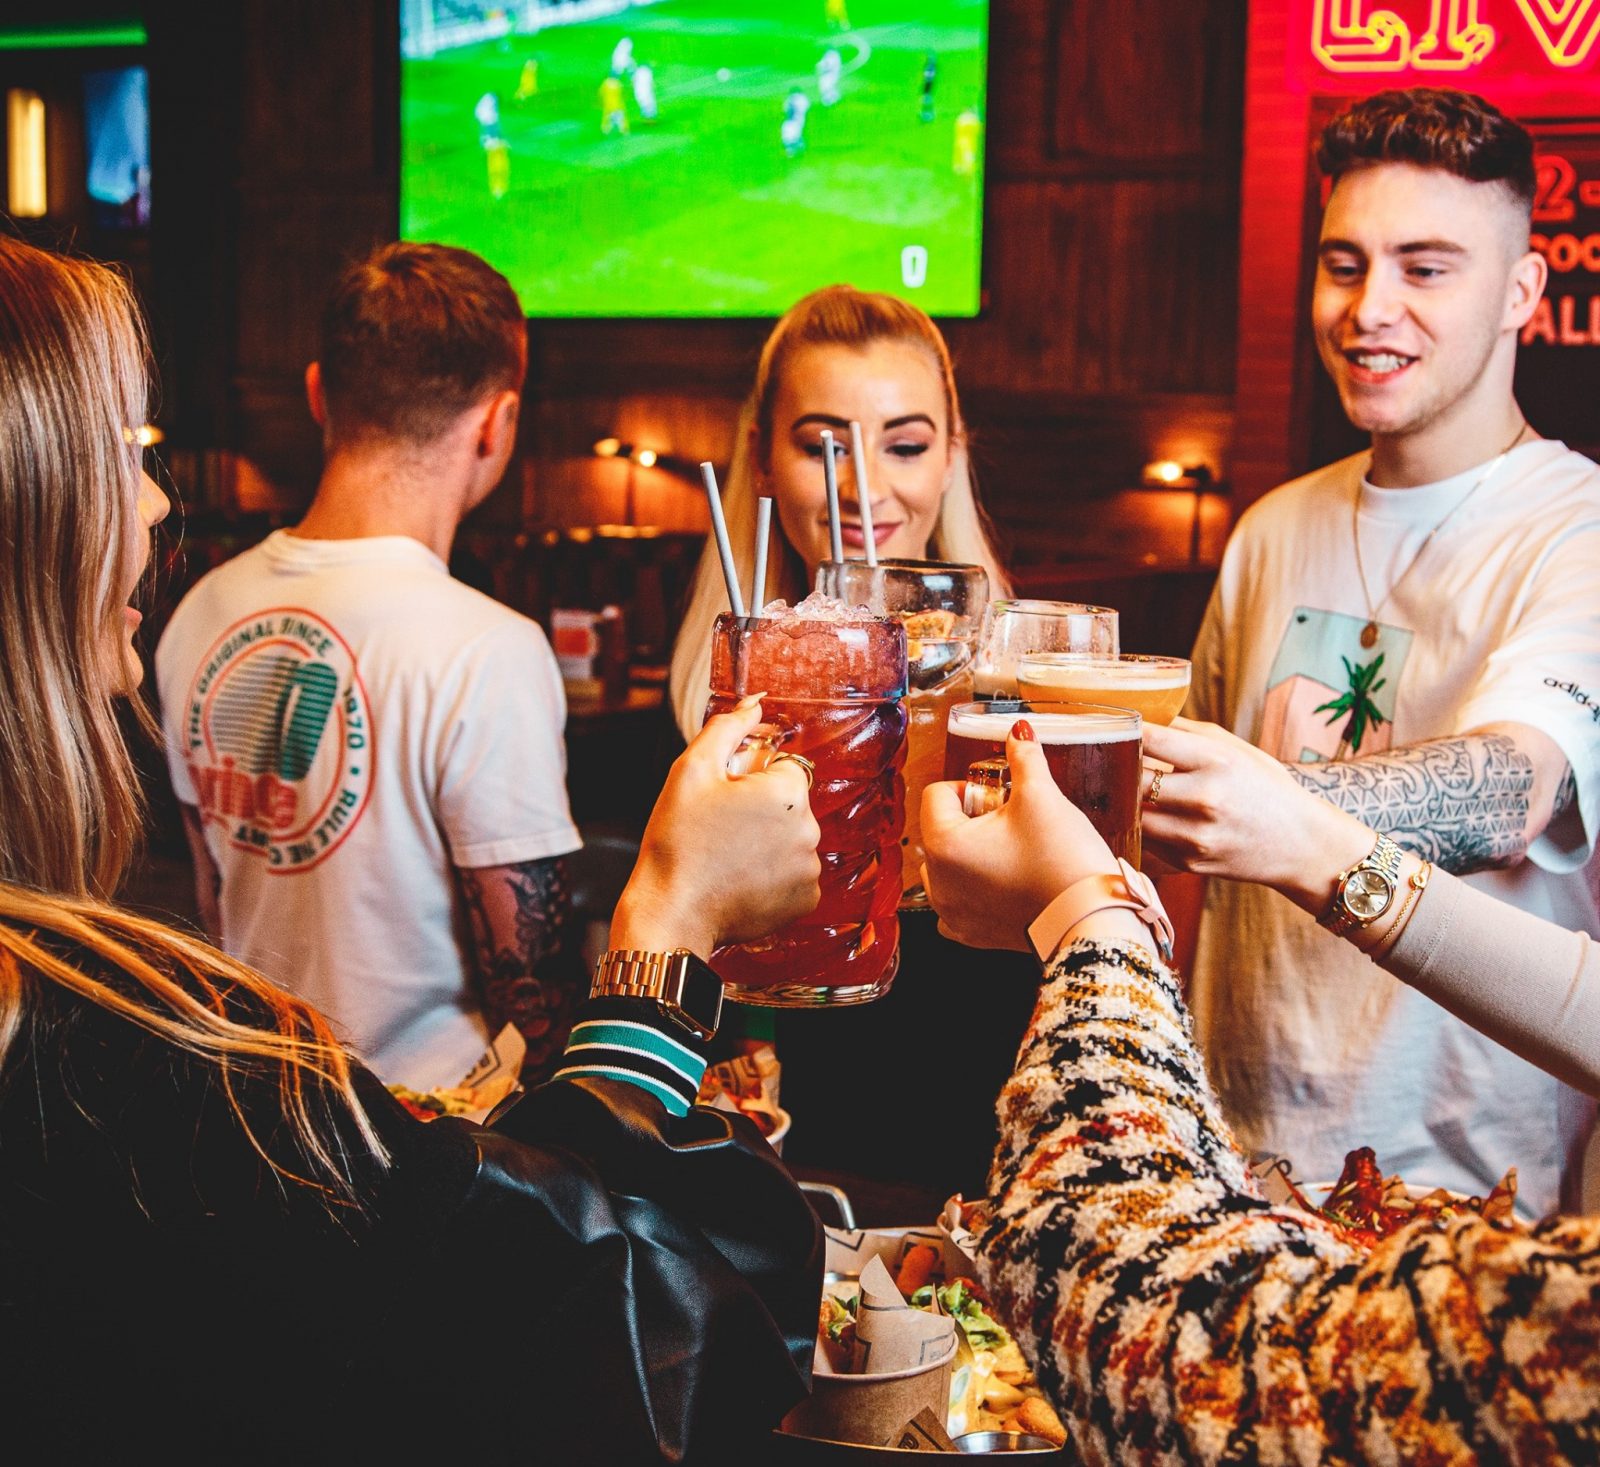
[1315,653,1387,758]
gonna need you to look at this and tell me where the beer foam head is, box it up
[1019,656,1189,691]
[947,706,1139,744]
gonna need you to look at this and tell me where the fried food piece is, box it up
[981,1376,1027,1412]
[895,1243,941,1297]
[1016,1393,1068,1447]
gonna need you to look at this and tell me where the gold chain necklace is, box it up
[1352,421,1528,649]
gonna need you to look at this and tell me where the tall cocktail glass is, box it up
[815,558,989,910]
[1017,654,1191,725]
[944,700,1143,865]
[705,596,908,1006]
[972,600,1118,699]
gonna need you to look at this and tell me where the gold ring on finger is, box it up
[769,750,816,790]
[1146,768,1164,807]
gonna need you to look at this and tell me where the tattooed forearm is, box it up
[458,856,583,1083]
[1285,734,1535,875]
[1553,764,1579,819]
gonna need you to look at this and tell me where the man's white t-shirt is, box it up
[155,532,582,1090]
[1189,440,1600,1216]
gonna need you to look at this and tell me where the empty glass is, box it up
[972,600,1118,699]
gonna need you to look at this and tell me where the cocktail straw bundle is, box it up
[700,415,882,617]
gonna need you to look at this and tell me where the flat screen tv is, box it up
[399,0,989,317]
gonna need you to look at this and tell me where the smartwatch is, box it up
[1321,834,1403,938]
[589,948,724,1043]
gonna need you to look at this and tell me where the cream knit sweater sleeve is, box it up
[1385,868,1600,1098]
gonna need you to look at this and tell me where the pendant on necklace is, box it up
[1360,621,1379,649]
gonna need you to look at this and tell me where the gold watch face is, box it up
[1342,868,1394,921]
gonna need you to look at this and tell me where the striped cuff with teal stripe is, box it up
[552,999,709,1116]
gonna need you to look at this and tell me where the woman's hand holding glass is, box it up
[612,696,822,958]
[920,725,1123,952]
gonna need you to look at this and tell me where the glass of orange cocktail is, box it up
[1017,653,1191,726]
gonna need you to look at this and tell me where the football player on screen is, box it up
[781,88,810,158]
[600,73,628,136]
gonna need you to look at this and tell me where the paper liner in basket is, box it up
[938,1195,984,1272]
[699,1046,784,1136]
[783,1252,959,1448]
[850,1256,956,1375]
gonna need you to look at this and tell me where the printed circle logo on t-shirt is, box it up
[182,608,373,872]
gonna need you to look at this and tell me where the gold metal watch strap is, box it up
[590,948,721,1042]
[1323,833,1403,936]
[590,948,691,1001]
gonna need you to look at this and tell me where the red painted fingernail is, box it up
[1011,719,1036,742]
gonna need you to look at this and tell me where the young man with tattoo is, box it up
[157,243,584,1091]
[1184,90,1600,1215]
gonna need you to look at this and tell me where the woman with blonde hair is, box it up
[664,286,1025,1196]
[0,234,823,1463]
[668,283,1009,739]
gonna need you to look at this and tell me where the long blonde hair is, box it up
[0,235,386,1198]
[669,285,1011,738]
[0,236,152,897]
[0,886,387,1204]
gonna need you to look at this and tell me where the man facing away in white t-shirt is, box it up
[1166,89,1600,1216]
[156,243,583,1092]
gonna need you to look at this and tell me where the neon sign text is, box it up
[1311,0,1600,71]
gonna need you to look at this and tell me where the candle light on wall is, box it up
[7,88,47,218]
[591,435,702,524]
[1141,459,1224,564]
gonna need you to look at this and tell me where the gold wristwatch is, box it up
[1321,834,1403,938]
[589,948,724,1042]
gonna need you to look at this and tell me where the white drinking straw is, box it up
[849,420,877,567]
[700,460,747,617]
[820,429,844,564]
[752,496,773,613]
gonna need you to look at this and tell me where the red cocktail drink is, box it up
[706,595,908,1005]
[814,558,989,910]
[944,701,1143,865]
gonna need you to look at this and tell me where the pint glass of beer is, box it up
[815,558,988,910]
[972,600,1118,699]
[705,597,908,1006]
[944,701,1143,865]
[1017,654,1191,725]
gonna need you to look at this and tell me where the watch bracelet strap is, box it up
[1028,859,1175,967]
[552,996,709,1117]
[1323,833,1404,937]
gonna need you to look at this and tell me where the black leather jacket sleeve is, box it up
[375,1073,821,1465]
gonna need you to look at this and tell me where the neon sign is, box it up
[1311,0,1600,71]
[1524,131,1600,348]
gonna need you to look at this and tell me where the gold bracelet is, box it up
[1371,861,1432,960]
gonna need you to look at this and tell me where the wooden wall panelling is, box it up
[1047,0,1245,169]
[948,175,1239,397]
[966,391,1233,565]
[223,0,398,502]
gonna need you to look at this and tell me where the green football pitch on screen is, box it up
[400,0,988,317]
